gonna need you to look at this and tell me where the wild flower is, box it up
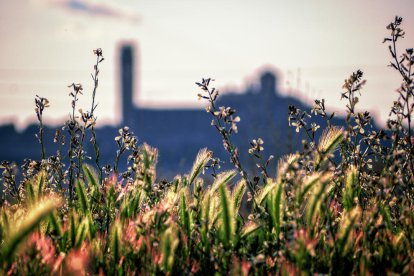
[248,138,264,154]
[25,232,56,267]
[114,126,138,174]
[64,243,91,275]
[34,95,50,159]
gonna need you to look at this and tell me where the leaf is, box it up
[0,209,9,242]
[111,221,122,266]
[120,192,142,221]
[37,171,45,199]
[83,164,99,188]
[179,191,191,235]
[75,220,87,248]
[160,227,179,272]
[343,166,359,211]
[219,183,233,247]
[76,180,90,214]
[208,195,220,229]
[337,206,361,255]
[268,182,284,237]
[25,171,46,207]
[48,212,62,237]
[231,180,246,215]
[201,192,211,247]
[297,173,321,204]
[26,182,36,207]
[306,174,333,228]
[69,212,77,248]
[379,205,392,229]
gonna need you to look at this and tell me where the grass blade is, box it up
[37,171,45,199]
[179,191,191,235]
[201,191,212,247]
[83,164,99,188]
[76,180,90,214]
[231,180,246,214]
[26,182,36,207]
[1,197,61,263]
[48,212,62,237]
[160,227,179,272]
[111,220,122,266]
[219,183,233,247]
[306,174,332,228]
[75,219,87,248]
[343,165,359,211]
[338,206,361,255]
[69,212,76,248]
[268,182,284,237]
[297,173,321,204]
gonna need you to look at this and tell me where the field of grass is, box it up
[1,16,414,275]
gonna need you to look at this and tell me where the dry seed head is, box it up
[189,148,212,185]
[276,154,298,180]
[318,126,344,154]
[256,180,280,205]
[160,226,179,272]
[231,180,246,214]
[241,221,261,238]
[338,205,362,253]
[210,170,237,195]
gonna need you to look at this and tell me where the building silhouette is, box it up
[121,45,135,127]
[0,42,357,178]
[113,43,314,176]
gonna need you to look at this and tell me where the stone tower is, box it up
[121,44,135,127]
[260,71,277,96]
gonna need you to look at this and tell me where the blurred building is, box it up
[0,43,348,177]
[113,43,312,176]
[121,45,135,128]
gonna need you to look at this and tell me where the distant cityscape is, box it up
[0,44,355,178]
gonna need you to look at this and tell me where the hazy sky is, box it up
[0,0,413,129]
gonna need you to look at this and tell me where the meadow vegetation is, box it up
[1,16,414,275]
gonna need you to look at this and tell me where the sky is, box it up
[0,0,413,130]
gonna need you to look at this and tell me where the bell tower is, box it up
[260,71,277,96]
[121,44,135,127]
